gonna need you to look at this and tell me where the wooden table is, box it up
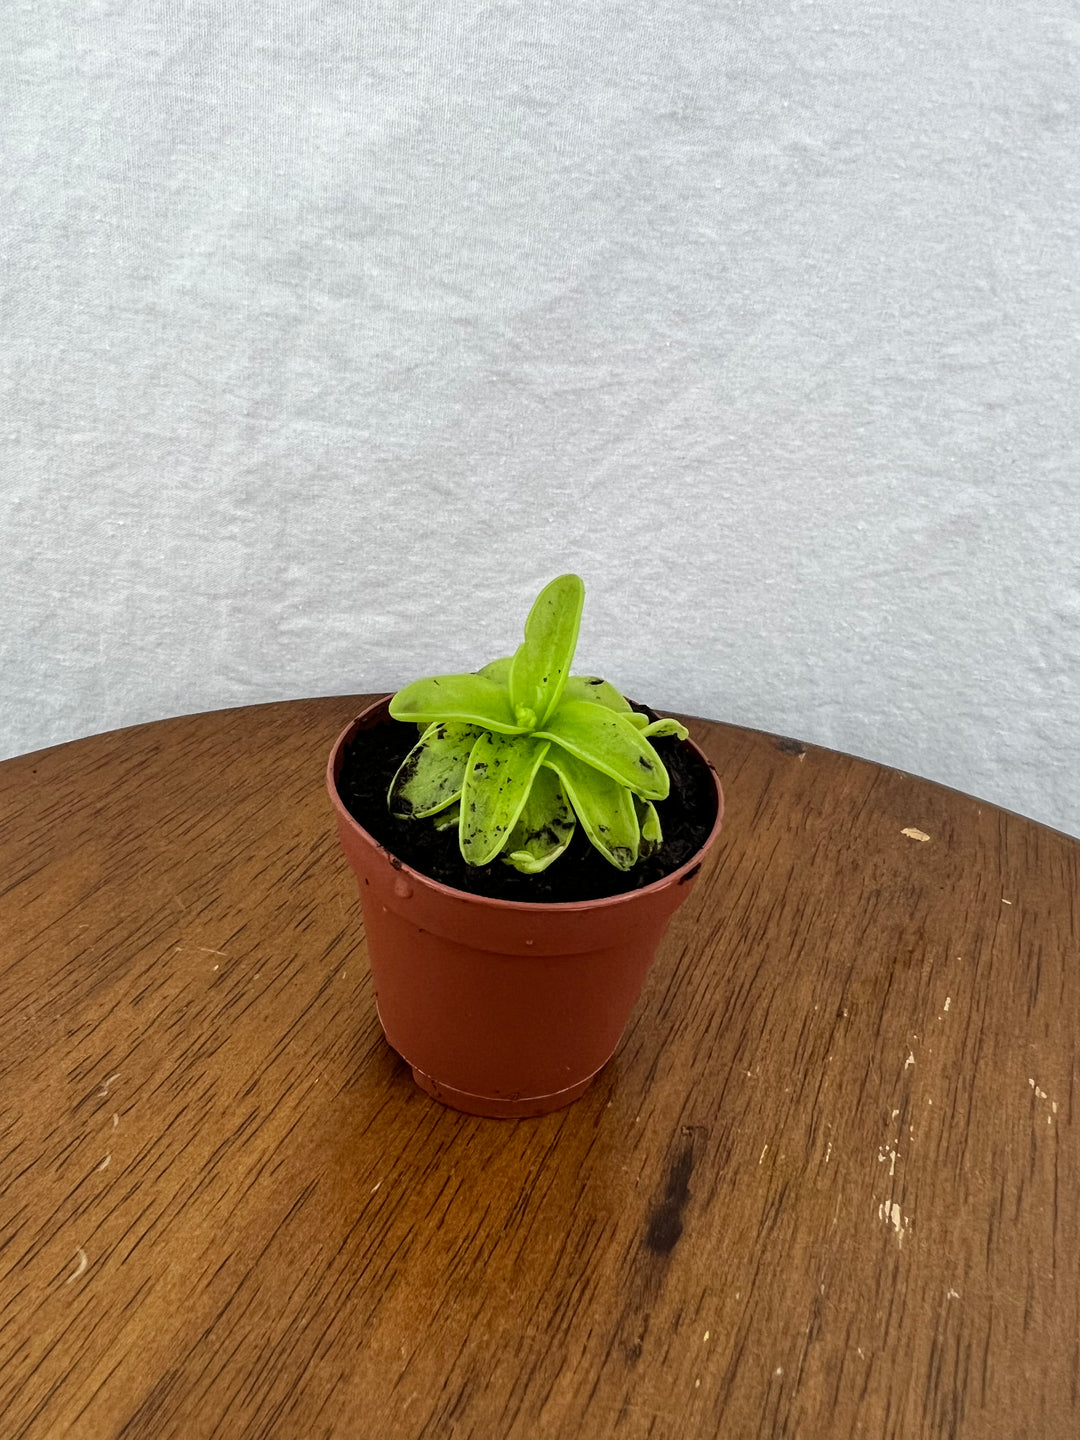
[2,696,1077,1439]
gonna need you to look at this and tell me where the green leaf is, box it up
[642,716,689,741]
[389,673,523,733]
[634,796,663,859]
[501,765,576,873]
[543,747,640,870]
[560,675,632,712]
[477,656,513,685]
[508,574,584,728]
[433,801,461,832]
[459,732,552,866]
[387,722,478,818]
[535,699,670,800]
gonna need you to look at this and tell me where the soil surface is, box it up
[335,706,719,903]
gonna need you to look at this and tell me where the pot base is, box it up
[409,1066,600,1119]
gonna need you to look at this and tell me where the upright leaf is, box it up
[535,699,669,800]
[459,732,551,866]
[389,673,522,733]
[508,574,584,728]
[543,747,640,870]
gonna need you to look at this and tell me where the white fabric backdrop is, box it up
[2,2,1078,836]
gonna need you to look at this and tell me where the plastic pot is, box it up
[327,696,724,1118]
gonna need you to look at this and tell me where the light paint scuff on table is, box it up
[878,1200,911,1245]
[1029,1079,1058,1115]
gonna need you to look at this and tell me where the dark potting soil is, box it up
[335,706,719,903]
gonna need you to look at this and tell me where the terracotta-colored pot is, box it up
[327,696,724,1118]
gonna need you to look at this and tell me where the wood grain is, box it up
[1,696,1077,1439]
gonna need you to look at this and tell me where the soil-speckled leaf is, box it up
[642,716,689,741]
[635,796,663,859]
[387,722,479,818]
[501,766,576,873]
[389,673,522,733]
[543,747,640,870]
[508,575,584,727]
[459,732,551,866]
[535,700,670,800]
[560,675,632,712]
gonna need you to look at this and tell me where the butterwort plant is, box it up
[387,574,688,874]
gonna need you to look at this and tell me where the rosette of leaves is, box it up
[387,574,688,874]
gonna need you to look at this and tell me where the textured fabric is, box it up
[2,2,1078,835]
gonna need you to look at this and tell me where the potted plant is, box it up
[327,574,724,1117]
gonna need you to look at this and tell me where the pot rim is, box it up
[327,695,724,915]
